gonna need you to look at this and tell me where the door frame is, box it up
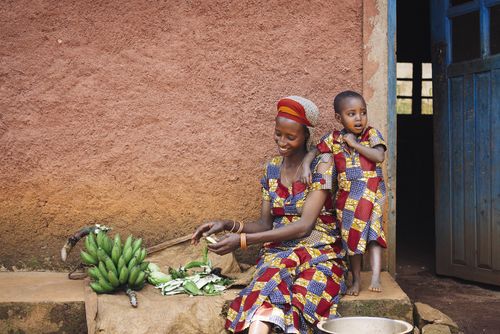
[362,0,397,275]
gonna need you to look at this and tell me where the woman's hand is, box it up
[191,221,227,245]
[206,233,241,255]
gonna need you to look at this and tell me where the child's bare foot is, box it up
[368,242,383,292]
[369,277,382,292]
[346,280,360,296]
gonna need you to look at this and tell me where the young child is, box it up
[301,90,387,295]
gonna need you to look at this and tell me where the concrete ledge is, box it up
[0,302,87,333]
[339,272,413,323]
[0,272,85,303]
[0,271,412,333]
[224,271,413,324]
[0,272,87,333]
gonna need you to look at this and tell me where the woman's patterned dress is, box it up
[317,126,387,256]
[225,154,347,333]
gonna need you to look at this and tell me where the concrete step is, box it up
[339,272,413,323]
[0,271,412,333]
[0,272,87,333]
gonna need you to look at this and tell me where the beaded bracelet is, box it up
[240,233,248,251]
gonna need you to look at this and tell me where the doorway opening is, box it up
[393,2,500,332]
[395,0,435,271]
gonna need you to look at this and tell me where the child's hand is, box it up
[300,165,313,185]
[343,133,357,148]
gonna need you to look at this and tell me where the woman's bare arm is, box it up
[191,199,273,244]
[208,160,332,254]
[238,199,274,233]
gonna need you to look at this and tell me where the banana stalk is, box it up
[126,288,138,308]
[60,224,111,262]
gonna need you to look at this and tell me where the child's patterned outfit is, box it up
[317,126,387,255]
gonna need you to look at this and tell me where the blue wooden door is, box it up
[431,0,500,285]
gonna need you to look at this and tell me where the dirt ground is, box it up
[236,241,500,334]
[396,237,500,334]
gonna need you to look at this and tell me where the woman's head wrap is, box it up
[277,96,319,148]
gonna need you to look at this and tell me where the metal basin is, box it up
[317,316,413,334]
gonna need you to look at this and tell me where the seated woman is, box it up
[191,96,346,334]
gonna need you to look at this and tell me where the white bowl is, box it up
[317,316,414,334]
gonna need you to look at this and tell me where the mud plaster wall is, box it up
[0,0,363,269]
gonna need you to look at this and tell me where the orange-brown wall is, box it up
[0,0,363,269]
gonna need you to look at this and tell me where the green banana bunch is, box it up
[80,231,149,295]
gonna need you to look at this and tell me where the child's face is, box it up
[335,96,367,136]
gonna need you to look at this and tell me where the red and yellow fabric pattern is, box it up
[225,155,347,333]
[317,126,387,256]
